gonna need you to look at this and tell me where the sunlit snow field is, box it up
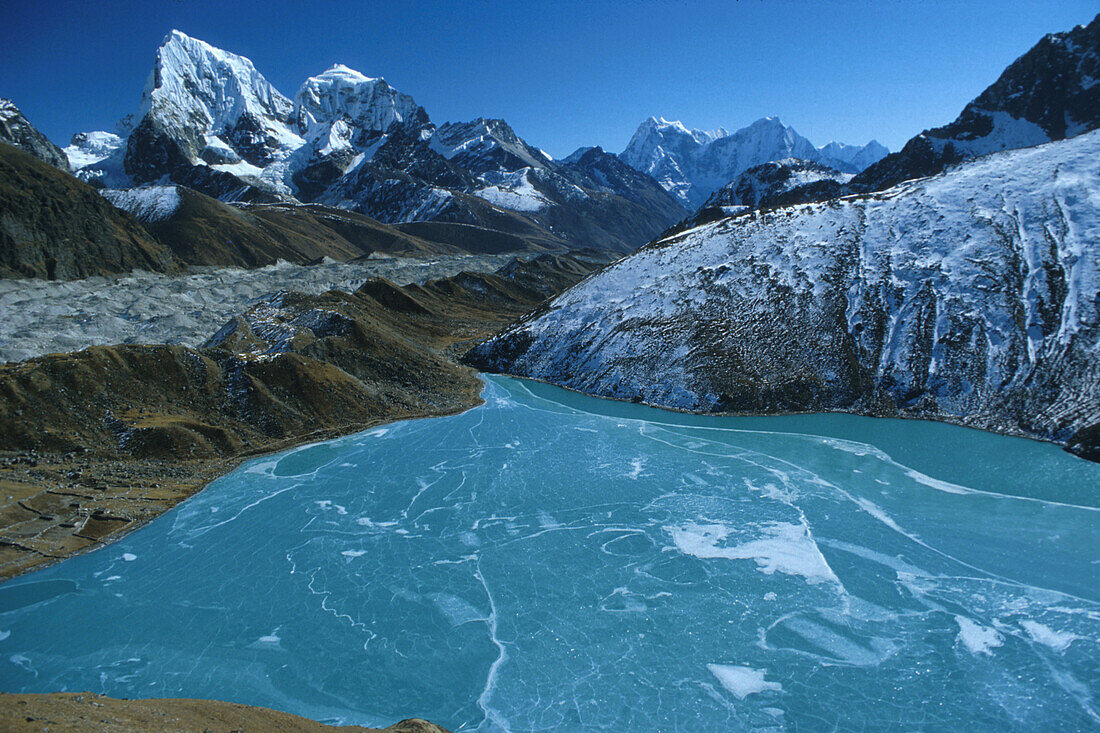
[0,376,1097,730]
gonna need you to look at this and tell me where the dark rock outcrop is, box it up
[850,13,1100,193]
[0,99,70,171]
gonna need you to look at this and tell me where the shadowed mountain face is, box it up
[701,159,852,211]
[0,99,70,172]
[65,31,686,254]
[0,143,177,279]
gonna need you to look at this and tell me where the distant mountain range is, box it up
[3,15,1097,285]
[618,115,887,208]
[61,31,687,254]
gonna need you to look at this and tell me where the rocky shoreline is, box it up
[0,692,452,732]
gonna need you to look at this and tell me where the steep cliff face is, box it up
[467,131,1100,459]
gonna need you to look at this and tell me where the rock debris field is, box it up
[0,254,520,362]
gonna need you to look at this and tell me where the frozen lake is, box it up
[0,375,1097,730]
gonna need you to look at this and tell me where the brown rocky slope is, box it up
[0,253,604,580]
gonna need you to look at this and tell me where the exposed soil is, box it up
[0,691,452,732]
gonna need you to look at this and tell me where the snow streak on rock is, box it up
[469,131,1100,457]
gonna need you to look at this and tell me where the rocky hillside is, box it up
[618,115,886,208]
[467,131,1100,461]
[0,143,178,279]
[66,31,685,253]
[0,253,604,578]
[102,184,520,268]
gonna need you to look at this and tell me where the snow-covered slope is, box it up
[64,131,124,170]
[102,185,183,224]
[468,131,1100,459]
[620,115,886,209]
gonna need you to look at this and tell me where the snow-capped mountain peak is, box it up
[620,114,887,209]
[294,65,427,141]
[817,139,890,171]
[144,29,295,139]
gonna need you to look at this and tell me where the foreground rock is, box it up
[0,253,604,578]
[0,692,451,732]
[466,133,1100,461]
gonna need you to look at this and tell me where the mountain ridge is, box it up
[66,30,687,254]
[619,114,887,208]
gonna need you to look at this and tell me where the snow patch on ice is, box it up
[955,615,1003,655]
[1021,620,1080,652]
[707,664,783,699]
[667,520,839,585]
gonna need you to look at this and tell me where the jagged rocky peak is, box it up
[938,13,1100,146]
[703,158,852,210]
[430,117,553,175]
[0,98,70,171]
[620,116,725,173]
[853,13,1100,192]
[294,65,429,143]
[620,114,886,209]
[136,29,300,167]
[561,146,597,164]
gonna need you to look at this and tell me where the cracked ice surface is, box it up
[0,376,1098,730]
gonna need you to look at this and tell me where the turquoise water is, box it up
[1,375,1098,731]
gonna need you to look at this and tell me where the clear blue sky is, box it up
[2,0,1097,158]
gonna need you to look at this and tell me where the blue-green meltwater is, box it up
[1,375,1097,730]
